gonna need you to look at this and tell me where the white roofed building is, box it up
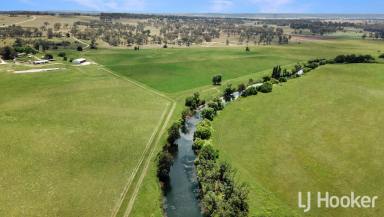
[73,58,87,64]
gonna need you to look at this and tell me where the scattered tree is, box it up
[58,52,66,57]
[212,75,222,85]
[43,53,53,60]
[90,39,97,49]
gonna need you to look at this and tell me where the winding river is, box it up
[164,113,203,217]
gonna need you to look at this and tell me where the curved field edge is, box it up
[211,64,384,217]
[0,64,170,217]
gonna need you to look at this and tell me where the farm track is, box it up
[72,36,90,49]
[96,65,176,217]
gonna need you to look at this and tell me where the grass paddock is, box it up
[212,64,384,217]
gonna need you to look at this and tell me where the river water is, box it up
[164,114,203,217]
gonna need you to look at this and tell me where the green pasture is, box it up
[86,39,384,93]
[0,64,169,217]
[1,38,384,217]
[212,64,384,217]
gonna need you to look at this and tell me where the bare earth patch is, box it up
[14,68,63,74]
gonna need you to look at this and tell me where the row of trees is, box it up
[193,108,248,216]
[157,52,379,215]
[157,92,203,188]
[157,121,182,188]
[334,54,375,64]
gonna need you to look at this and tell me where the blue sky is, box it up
[2,0,384,13]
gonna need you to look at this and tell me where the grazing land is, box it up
[86,39,384,93]
[212,64,384,217]
[1,10,384,217]
[0,64,169,217]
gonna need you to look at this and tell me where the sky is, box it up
[2,0,384,14]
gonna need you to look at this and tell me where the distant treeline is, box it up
[0,11,98,16]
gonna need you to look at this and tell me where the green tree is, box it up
[212,75,222,85]
[242,86,258,97]
[201,108,216,121]
[13,38,24,48]
[258,82,273,93]
[58,52,66,57]
[208,97,224,112]
[167,122,181,149]
[90,39,97,49]
[271,65,282,79]
[185,92,202,110]
[47,28,53,39]
[194,120,213,140]
[0,46,16,60]
[237,83,246,93]
[157,151,174,184]
[198,145,219,162]
[223,84,235,102]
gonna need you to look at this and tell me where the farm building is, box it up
[73,58,87,64]
[297,69,304,76]
[33,60,49,65]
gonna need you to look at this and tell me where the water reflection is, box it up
[164,113,203,217]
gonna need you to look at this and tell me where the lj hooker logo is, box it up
[298,192,378,213]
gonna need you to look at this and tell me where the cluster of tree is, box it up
[193,120,249,217]
[289,20,351,35]
[363,24,384,40]
[12,38,73,52]
[242,86,258,97]
[333,54,375,64]
[257,82,273,93]
[0,25,43,38]
[201,97,224,121]
[379,53,384,59]
[185,92,205,110]
[271,65,283,79]
[236,25,290,45]
[268,19,384,39]
[223,85,236,102]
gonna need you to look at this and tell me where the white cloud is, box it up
[67,0,146,11]
[249,0,294,12]
[210,0,234,12]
